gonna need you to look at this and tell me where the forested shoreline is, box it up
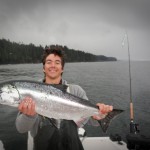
[0,39,117,64]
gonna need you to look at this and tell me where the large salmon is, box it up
[0,80,123,132]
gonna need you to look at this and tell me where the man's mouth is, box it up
[49,70,57,73]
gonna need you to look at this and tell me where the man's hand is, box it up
[18,97,36,116]
[93,103,113,120]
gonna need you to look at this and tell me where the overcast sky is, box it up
[0,0,150,60]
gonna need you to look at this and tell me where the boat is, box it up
[80,135,150,150]
[81,137,128,150]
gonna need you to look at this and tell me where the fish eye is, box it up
[11,85,16,89]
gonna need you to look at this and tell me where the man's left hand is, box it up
[92,103,113,120]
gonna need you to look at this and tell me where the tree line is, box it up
[0,38,117,64]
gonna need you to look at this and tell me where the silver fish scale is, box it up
[15,81,95,107]
[15,81,64,97]
[13,81,99,120]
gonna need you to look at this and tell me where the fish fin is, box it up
[49,118,62,129]
[87,118,100,126]
[98,109,124,133]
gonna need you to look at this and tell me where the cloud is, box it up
[0,0,150,60]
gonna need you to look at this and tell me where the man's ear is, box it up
[43,66,45,73]
[61,67,64,73]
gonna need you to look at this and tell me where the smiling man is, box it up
[16,45,113,150]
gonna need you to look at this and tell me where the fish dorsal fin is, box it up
[98,109,124,133]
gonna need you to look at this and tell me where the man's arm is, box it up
[15,97,39,137]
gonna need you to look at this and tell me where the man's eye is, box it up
[46,61,51,64]
[56,62,60,64]
[55,61,61,64]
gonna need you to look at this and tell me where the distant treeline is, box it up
[0,39,117,64]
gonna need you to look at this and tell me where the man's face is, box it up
[43,54,63,80]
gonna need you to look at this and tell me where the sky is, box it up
[0,0,150,60]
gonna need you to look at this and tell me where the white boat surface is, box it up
[81,137,128,150]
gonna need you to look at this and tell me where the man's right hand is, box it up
[18,97,36,116]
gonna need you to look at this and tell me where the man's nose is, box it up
[50,62,56,67]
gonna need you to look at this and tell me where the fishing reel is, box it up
[127,122,150,150]
[130,121,140,134]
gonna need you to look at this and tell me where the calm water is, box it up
[0,61,150,150]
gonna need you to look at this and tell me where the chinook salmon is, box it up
[0,80,123,132]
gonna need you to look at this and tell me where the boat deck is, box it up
[81,137,128,150]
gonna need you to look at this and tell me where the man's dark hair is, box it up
[42,45,66,69]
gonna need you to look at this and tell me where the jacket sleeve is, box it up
[69,84,88,100]
[16,112,39,137]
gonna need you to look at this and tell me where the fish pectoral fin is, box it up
[48,118,60,129]
[98,109,124,133]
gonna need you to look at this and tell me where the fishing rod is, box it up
[125,31,139,134]
[124,30,150,150]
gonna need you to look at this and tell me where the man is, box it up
[16,45,113,150]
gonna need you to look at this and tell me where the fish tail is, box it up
[98,109,124,133]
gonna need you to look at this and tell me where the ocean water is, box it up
[0,61,150,150]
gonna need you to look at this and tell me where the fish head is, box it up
[0,83,20,107]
